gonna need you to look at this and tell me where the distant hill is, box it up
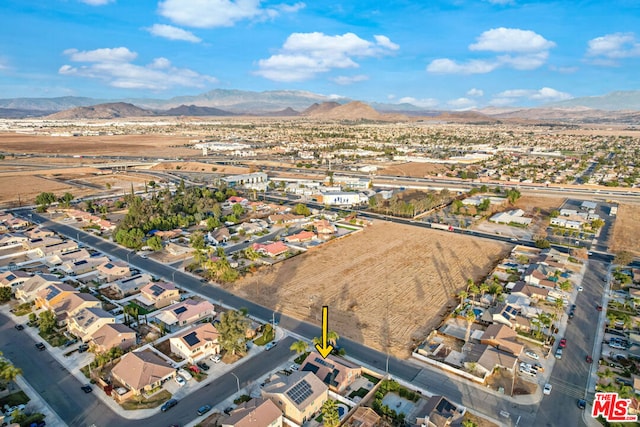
[0,108,55,118]
[303,101,404,121]
[479,106,640,124]
[261,107,300,117]
[302,102,342,116]
[545,90,640,111]
[45,102,154,120]
[0,96,105,112]
[159,104,236,116]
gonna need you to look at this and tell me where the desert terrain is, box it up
[228,221,511,358]
[610,203,640,257]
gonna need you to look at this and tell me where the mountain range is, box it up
[0,89,639,123]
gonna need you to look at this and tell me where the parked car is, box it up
[555,348,563,359]
[223,406,234,415]
[14,324,24,331]
[196,362,210,371]
[265,341,277,351]
[532,363,544,372]
[35,342,46,351]
[289,363,299,371]
[178,369,193,380]
[577,399,586,409]
[525,350,539,360]
[197,404,212,416]
[175,375,186,387]
[81,385,92,393]
[596,305,603,312]
[559,338,567,348]
[586,355,593,364]
[577,286,583,292]
[78,343,89,353]
[210,354,222,364]
[161,399,178,412]
[543,383,552,395]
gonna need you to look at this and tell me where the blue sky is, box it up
[0,0,639,109]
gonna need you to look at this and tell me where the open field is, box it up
[151,161,251,175]
[610,203,640,257]
[228,221,510,358]
[0,133,198,157]
[381,162,449,177]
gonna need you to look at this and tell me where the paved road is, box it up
[533,259,608,427]
[0,313,295,427]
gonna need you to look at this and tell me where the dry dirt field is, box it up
[381,162,449,177]
[610,203,640,257]
[151,161,251,175]
[0,133,197,157]
[228,221,510,358]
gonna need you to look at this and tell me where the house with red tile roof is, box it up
[285,231,316,243]
[252,241,289,257]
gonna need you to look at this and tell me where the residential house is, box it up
[4,216,29,229]
[153,299,216,331]
[267,213,306,225]
[67,307,115,341]
[139,281,179,309]
[221,398,282,427]
[23,236,63,251]
[347,407,381,427]
[0,270,31,289]
[58,256,109,276]
[14,274,62,302]
[285,231,316,243]
[261,371,328,425]
[169,323,221,363]
[45,248,91,267]
[111,351,175,396]
[35,282,78,310]
[165,242,192,257]
[313,220,336,236]
[96,260,130,283]
[0,232,28,247]
[24,227,54,240]
[207,227,230,245]
[416,395,464,427]
[227,196,249,205]
[510,282,549,301]
[489,209,532,226]
[110,274,153,298]
[237,222,263,235]
[299,351,361,393]
[90,323,137,353]
[52,292,102,325]
[475,346,519,377]
[34,241,79,258]
[251,242,289,257]
[480,324,524,356]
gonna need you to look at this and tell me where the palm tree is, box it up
[468,284,480,302]
[464,311,476,343]
[0,352,22,383]
[479,282,490,302]
[321,399,340,427]
[290,340,308,355]
[466,278,474,291]
[457,290,468,307]
[312,330,339,348]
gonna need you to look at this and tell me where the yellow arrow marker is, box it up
[315,305,333,359]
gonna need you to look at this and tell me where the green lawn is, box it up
[253,324,274,346]
[121,390,172,410]
[0,391,30,407]
[349,387,369,399]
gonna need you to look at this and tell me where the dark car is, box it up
[78,343,89,353]
[81,385,92,393]
[197,404,212,416]
[35,342,46,351]
[596,305,603,312]
[578,399,587,409]
[161,399,178,412]
[196,362,210,371]
[586,355,593,364]
[223,406,234,415]
[14,324,24,330]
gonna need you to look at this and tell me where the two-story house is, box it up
[261,371,328,425]
[139,281,179,309]
[169,322,220,363]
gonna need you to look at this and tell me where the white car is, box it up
[175,375,186,387]
[178,368,193,380]
[210,354,222,363]
[543,383,552,395]
[577,286,584,292]
[525,350,539,360]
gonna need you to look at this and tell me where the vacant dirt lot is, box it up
[610,203,640,257]
[381,162,449,177]
[0,133,197,157]
[229,222,510,358]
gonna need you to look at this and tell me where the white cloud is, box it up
[59,46,217,90]
[79,0,114,5]
[586,33,640,65]
[467,88,484,97]
[256,32,399,82]
[145,24,201,43]
[447,97,476,109]
[470,28,555,52]
[397,97,439,108]
[490,87,571,105]
[158,0,304,28]
[63,47,137,63]
[428,27,554,74]
[332,75,369,85]
[426,58,499,74]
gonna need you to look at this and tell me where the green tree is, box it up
[58,192,74,208]
[535,238,551,249]
[506,188,522,204]
[38,309,56,335]
[614,251,634,267]
[147,235,163,251]
[464,310,476,342]
[312,330,339,348]
[293,203,311,216]
[190,231,205,250]
[321,399,340,427]
[452,199,464,214]
[290,340,308,355]
[0,287,12,302]
[591,218,605,230]
[0,351,23,383]
[217,310,251,356]
[457,290,468,306]
[232,203,245,217]
[462,419,478,427]
[35,191,56,212]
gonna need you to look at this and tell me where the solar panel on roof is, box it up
[183,332,200,346]
[6,274,15,281]
[173,306,187,315]
[314,357,334,368]
[286,379,313,405]
[150,284,164,296]
[45,285,61,300]
[105,263,114,269]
